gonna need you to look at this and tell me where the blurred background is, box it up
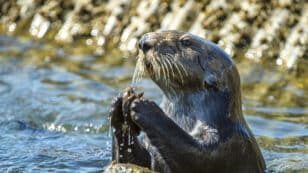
[0,0,307,172]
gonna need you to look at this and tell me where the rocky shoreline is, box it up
[0,0,307,69]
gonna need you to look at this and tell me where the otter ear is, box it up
[203,74,218,90]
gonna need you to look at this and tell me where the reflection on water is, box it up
[0,35,307,172]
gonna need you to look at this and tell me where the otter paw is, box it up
[122,88,143,115]
[110,96,124,128]
[122,88,143,135]
[130,99,162,122]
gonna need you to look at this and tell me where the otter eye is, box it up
[180,37,192,47]
[204,74,218,91]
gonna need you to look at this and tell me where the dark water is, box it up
[0,35,307,172]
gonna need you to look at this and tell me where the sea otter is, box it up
[109,30,266,173]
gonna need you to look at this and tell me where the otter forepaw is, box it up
[110,96,124,129]
[130,99,165,128]
[122,88,143,115]
[122,87,143,135]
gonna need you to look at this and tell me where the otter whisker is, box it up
[155,58,162,81]
[178,62,189,77]
[152,58,159,80]
[165,60,172,81]
[155,57,162,80]
[174,62,185,85]
[167,53,189,77]
[164,53,180,86]
[161,60,170,89]
[165,53,184,84]
[166,53,179,76]
[164,56,175,78]
[163,58,173,90]
[132,56,146,85]
[160,58,167,81]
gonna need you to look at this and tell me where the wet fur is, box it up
[110,30,266,173]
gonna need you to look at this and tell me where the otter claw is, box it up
[138,92,144,98]
[131,103,136,108]
[112,96,121,104]
[131,110,136,115]
[131,113,140,121]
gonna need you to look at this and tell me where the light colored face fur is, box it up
[134,30,239,97]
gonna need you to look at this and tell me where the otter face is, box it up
[135,30,237,95]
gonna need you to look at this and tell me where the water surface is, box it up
[0,35,307,172]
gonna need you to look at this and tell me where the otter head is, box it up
[136,30,240,95]
[134,30,243,122]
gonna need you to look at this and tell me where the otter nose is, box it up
[138,35,154,52]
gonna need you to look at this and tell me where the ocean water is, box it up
[0,35,307,172]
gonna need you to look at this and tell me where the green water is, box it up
[0,35,307,172]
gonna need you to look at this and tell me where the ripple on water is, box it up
[0,120,111,172]
[263,150,308,172]
[247,115,308,138]
[246,115,308,172]
[0,40,115,170]
[0,80,11,95]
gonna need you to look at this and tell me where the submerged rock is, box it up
[104,162,157,173]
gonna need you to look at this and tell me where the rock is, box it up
[104,162,156,173]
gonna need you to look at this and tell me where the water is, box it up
[0,35,307,172]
